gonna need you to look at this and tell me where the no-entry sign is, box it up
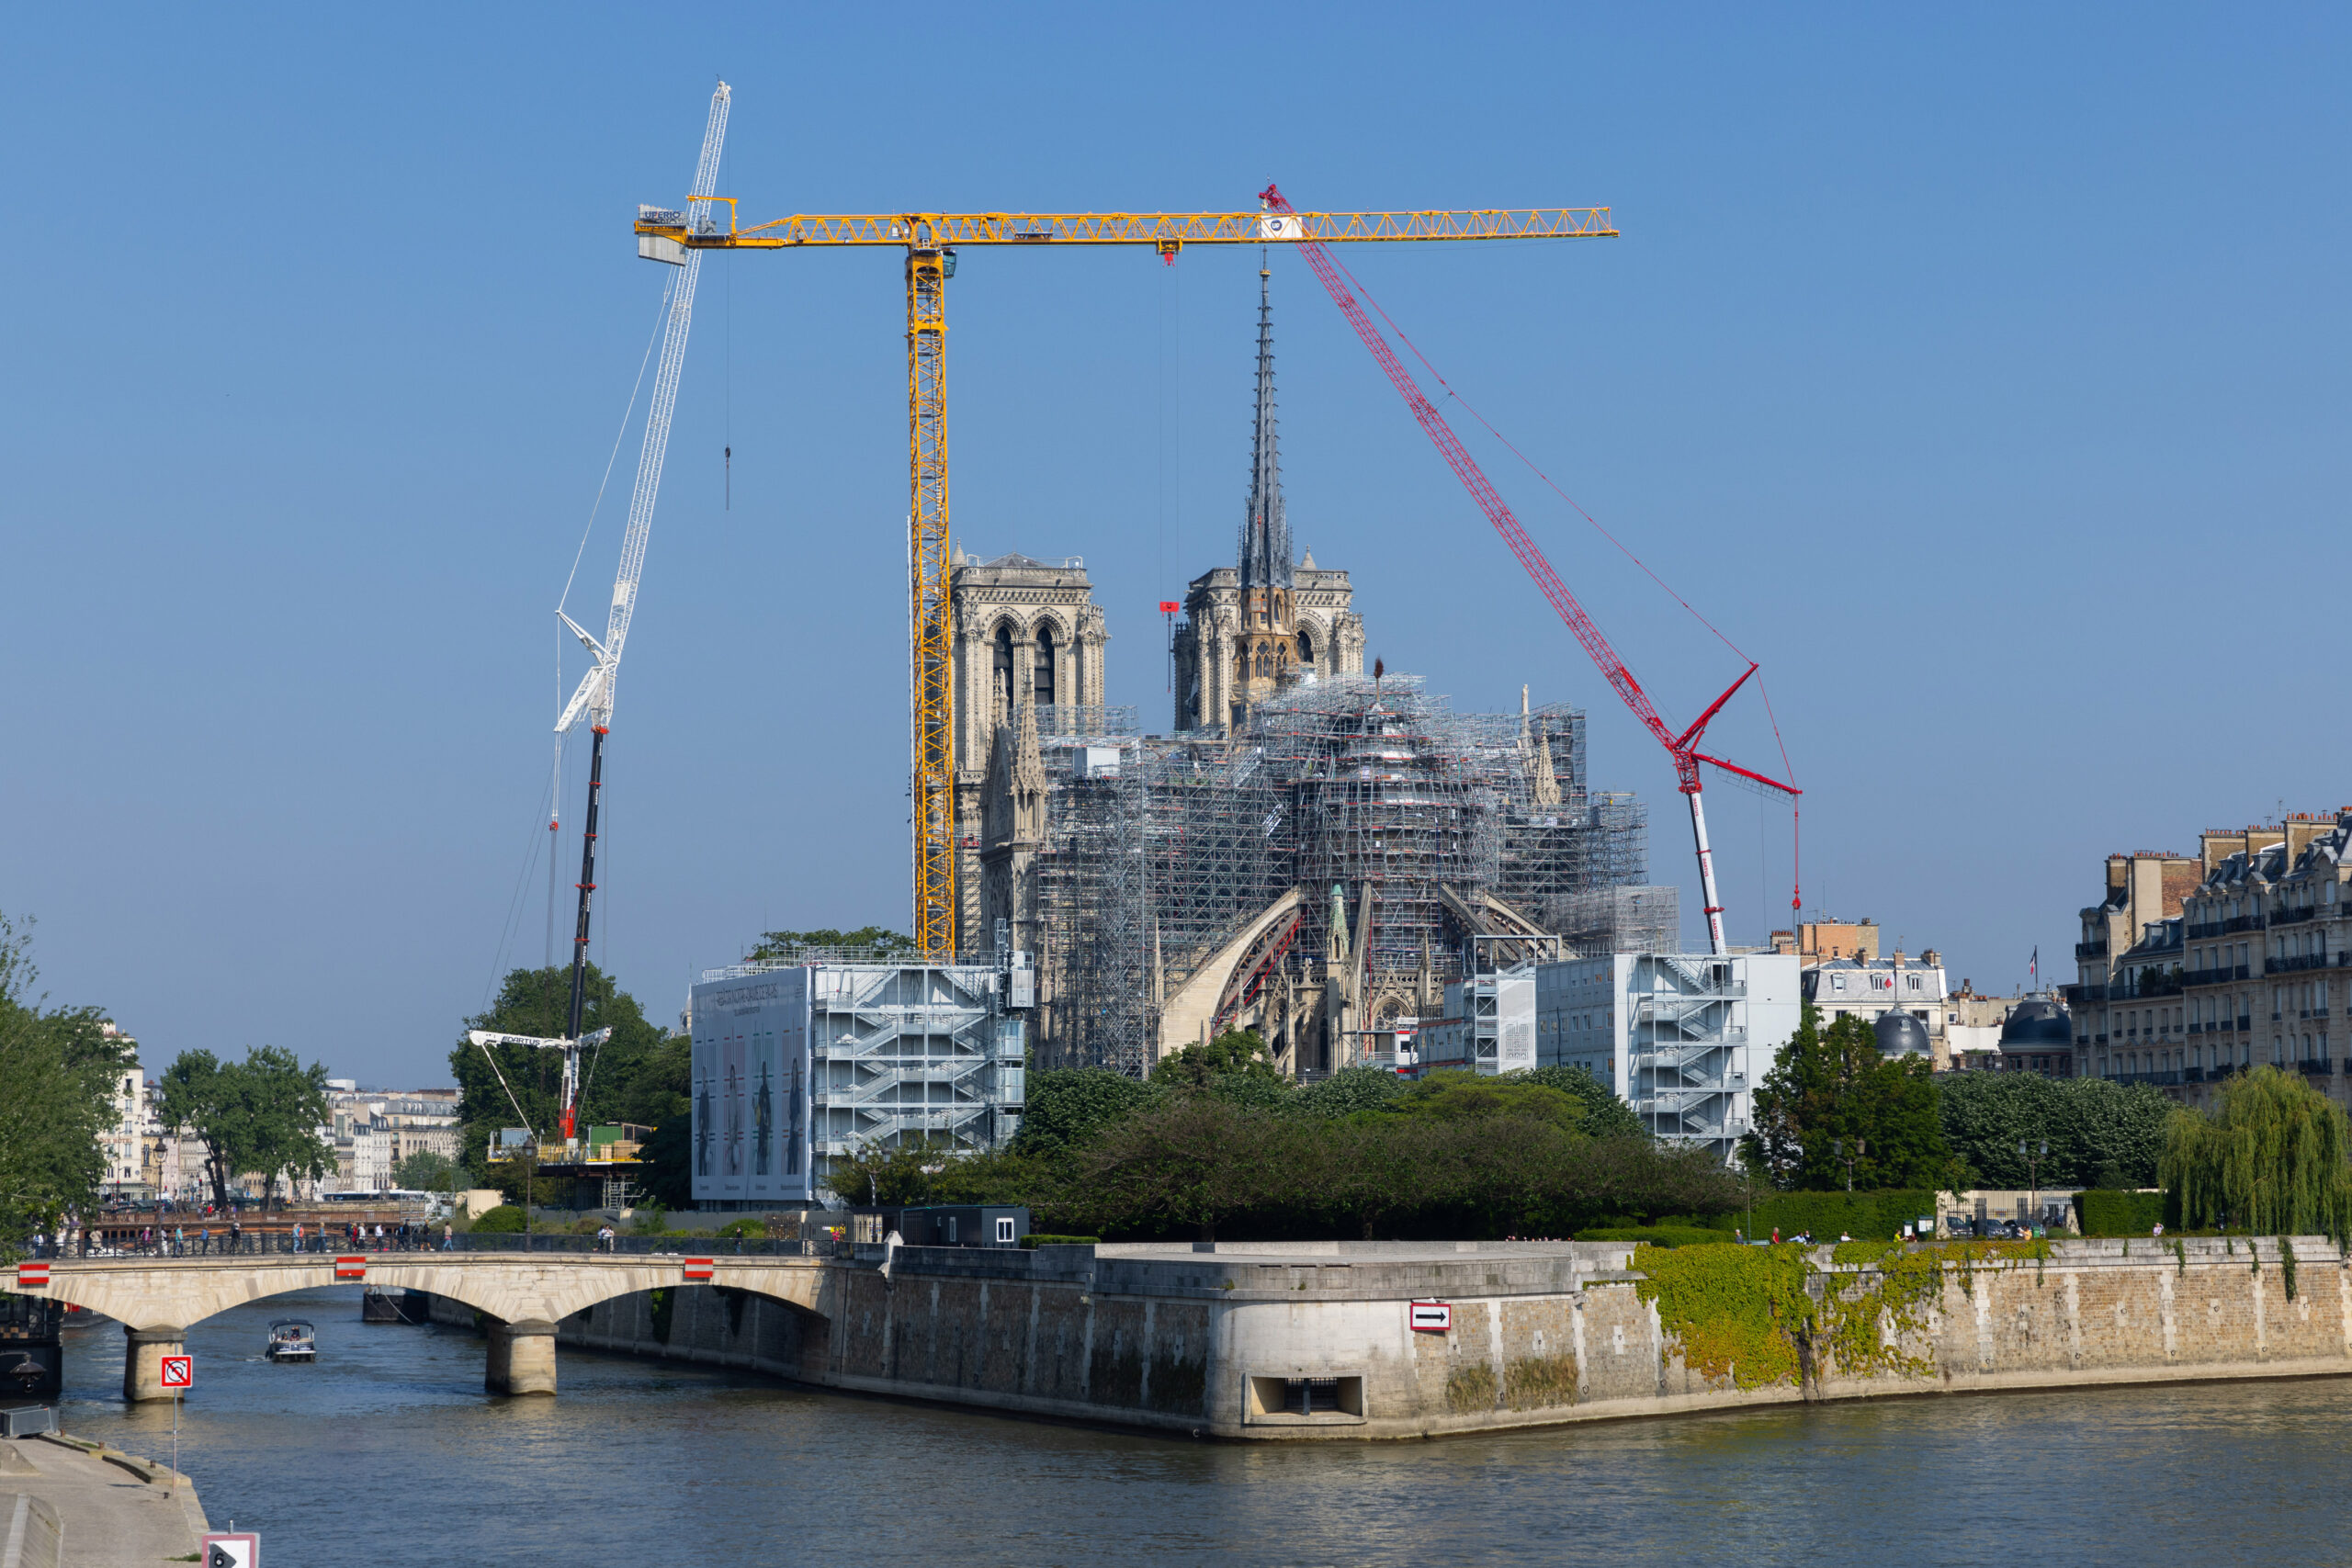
[1408,1301,1453,1334]
[683,1257,714,1281]
[160,1355,194,1389]
[334,1256,368,1280]
[14,1261,48,1289]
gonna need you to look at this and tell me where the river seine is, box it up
[54,1285,2348,1564]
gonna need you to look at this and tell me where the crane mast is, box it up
[1255,184,1796,955]
[487,80,730,1152]
[633,197,1615,958]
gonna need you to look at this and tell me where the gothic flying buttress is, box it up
[1238,255,1293,590]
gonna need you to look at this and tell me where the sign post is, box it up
[159,1353,193,1478]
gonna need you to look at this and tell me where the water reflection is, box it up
[57,1287,2347,1566]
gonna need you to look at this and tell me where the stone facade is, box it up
[948,551,1108,942]
[2174,812,2352,1110]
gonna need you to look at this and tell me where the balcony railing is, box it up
[2299,1059,2338,1077]
[2224,915,2266,933]
[2186,921,2224,940]
[2267,954,2329,975]
[2075,940,2109,960]
[2271,907,2315,927]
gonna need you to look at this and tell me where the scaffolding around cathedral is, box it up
[1021,675,1660,1076]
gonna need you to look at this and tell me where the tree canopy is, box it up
[0,914,135,1256]
[876,1051,1727,1242]
[2162,1066,2352,1239]
[157,1045,334,1206]
[1744,1006,1956,1190]
[744,927,916,963]
[1935,1070,2172,1189]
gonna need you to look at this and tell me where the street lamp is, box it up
[1833,1136,1866,1193]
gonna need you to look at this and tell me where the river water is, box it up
[55,1286,2348,1565]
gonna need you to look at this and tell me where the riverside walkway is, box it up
[7,1245,830,1399]
[0,1430,209,1566]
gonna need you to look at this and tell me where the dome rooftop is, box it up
[1874,1010,1931,1058]
[2001,998,2073,1047]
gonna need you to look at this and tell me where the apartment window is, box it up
[1832,975,1847,992]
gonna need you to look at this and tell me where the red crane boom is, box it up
[1260,183,1797,954]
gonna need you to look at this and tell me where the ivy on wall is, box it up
[1634,1239,2053,1392]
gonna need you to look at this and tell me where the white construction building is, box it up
[1536,952,1801,1160]
[688,954,1029,1210]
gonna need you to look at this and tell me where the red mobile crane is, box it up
[1260,184,1798,954]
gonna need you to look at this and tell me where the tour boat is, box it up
[264,1320,317,1363]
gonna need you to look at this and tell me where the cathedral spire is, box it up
[1238,253,1292,591]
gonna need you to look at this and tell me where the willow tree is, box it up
[2161,1066,2352,1240]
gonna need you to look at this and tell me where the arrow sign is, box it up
[160,1354,194,1388]
[1408,1301,1453,1334]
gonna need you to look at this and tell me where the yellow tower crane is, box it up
[633,199,1617,960]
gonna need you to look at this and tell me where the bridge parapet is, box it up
[5,1253,831,1400]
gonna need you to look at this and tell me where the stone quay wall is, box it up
[421,1235,2352,1439]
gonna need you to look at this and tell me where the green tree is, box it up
[1385,1069,1589,1134]
[0,914,136,1257]
[1518,1065,1649,1140]
[1744,1006,1956,1190]
[2162,1066,2352,1239]
[392,1150,458,1192]
[1151,1028,1280,1089]
[1011,1067,1162,1156]
[240,1046,334,1204]
[1935,1071,2172,1189]
[158,1045,334,1207]
[449,964,669,1168]
[1285,1065,1408,1120]
[745,927,916,963]
[1075,1096,1290,1243]
[825,1136,954,1208]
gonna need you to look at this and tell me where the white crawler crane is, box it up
[475,81,729,1151]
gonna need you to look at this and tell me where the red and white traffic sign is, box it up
[15,1261,49,1289]
[159,1355,194,1389]
[334,1256,368,1280]
[1408,1301,1453,1334]
[683,1257,714,1281]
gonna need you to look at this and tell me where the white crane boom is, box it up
[558,78,731,735]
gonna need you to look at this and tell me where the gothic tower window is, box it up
[1035,623,1057,707]
[1297,629,1314,668]
[992,623,1014,724]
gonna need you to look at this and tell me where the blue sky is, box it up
[4,6,2344,1088]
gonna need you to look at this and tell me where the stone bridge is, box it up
[6,1253,831,1400]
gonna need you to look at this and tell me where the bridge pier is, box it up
[485,1319,558,1396]
[123,1325,187,1403]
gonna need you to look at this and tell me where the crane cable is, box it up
[1311,243,1803,908]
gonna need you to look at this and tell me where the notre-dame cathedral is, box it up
[940,262,1658,1079]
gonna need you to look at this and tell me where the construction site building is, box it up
[686,955,1028,1208]
[1536,952,1802,1161]
[948,255,1672,1081]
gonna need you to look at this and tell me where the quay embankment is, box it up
[0,1428,209,1565]
[423,1234,2352,1439]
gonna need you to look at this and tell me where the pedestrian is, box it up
[292,1220,303,1254]
[442,1224,454,1252]
[2153,1221,2165,1239]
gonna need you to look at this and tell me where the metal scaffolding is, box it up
[1026,676,1658,1074]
